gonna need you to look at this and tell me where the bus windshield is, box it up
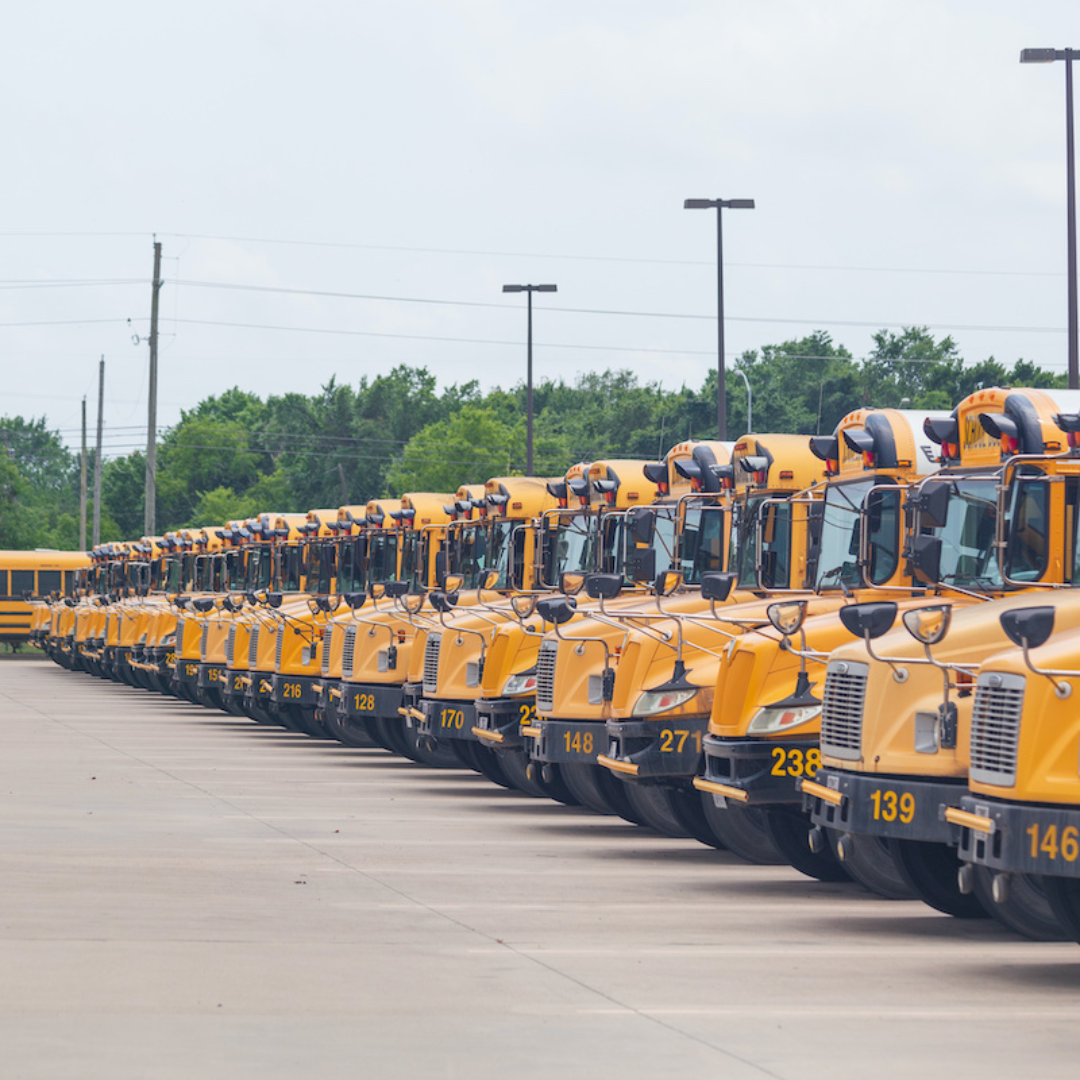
[367,532,398,584]
[728,496,792,589]
[337,537,366,594]
[931,477,1003,591]
[679,504,725,584]
[544,512,596,586]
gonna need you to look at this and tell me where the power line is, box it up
[159,232,1062,279]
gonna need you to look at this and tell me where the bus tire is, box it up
[890,838,991,919]
[972,868,1068,941]
[826,833,916,899]
[700,796,786,865]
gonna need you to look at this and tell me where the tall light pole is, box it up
[1021,48,1078,389]
[684,198,755,440]
[502,283,557,475]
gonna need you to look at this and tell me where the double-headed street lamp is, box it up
[1021,47,1079,389]
[684,198,755,440]
[502,283,557,475]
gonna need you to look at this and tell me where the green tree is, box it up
[385,404,525,493]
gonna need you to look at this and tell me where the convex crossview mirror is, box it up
[511,595,538,620]
[1000,606,1055,650]
[343,592,367,610]
[838,601,897,641]
[902,604,952,646]
[585,573,622,601]
[654,570,682,597]
[560,572,586,596]
[536,596,577,625]
[767,599,808,637]
[429,590,458,614]
[401,592,425,615]
[478,569,500,591]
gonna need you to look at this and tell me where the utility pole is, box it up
[145,239,163,535]
[79,396,87,550]
[93,357,104,546]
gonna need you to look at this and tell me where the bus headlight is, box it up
[502,671,537,696]
[632,687,699,717]
[747,703,821,735]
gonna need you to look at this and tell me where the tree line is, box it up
[0,327,1063,548]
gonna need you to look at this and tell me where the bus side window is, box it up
[11,570,34,597]
[0,570,8,596]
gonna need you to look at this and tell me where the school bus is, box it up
[1,549,88,644]
[804,388,1080,935]
[948,609,1080,943]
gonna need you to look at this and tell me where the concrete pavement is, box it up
[2,655,1079,1079]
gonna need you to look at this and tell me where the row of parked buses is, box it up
[28,385,1080,943]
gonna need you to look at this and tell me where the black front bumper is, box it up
[417,698,479,742]
[525,718,603,764]
[955,794,1080,878]
[473,696,538,750]
[271,673,321,708]
[805,768,966,844]
[697,734,820,806]
[601,716,708,781]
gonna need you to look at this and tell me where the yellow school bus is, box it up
[1,549,89,645]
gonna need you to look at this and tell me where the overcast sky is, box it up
[1,1,1076,456]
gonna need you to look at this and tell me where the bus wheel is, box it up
[700,796,786,865]
[826,833,915,899]
[594,767,650,827]
[405,729,461,768]
[470,743,513,790]
[666,786,728,850]
[890,839,990,919]
[559,763,617,815]
[1040,876,1080,945]
[972,868,1068,941]
[362,716,395,751]
[764,809,851,882]
[281,705,329,739]
[621,784,693,838]
[497,747,552,798]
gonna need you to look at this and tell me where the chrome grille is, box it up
[322,625,336,676]
[422,633,441,694]
[199,622,209,662]
[248,626,260,667]
[275,626,285,669]
[225,625,236,666]
[535,640,558,712]
[342,626,357,679]
[969,672,1025,787]
[820,659,868,761]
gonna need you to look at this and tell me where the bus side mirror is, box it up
[700,572,736,602]
[838,601,897,640]
[1000,606,1055,650]
[479,569,500,591]
[906,535,942,586]
[628,507,655,546]
[912,481,950,529]
[382,581,410,599]
[434,550,447,587]
[627,546,656,583]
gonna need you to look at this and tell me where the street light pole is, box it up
[733,366,752,435]
[684,198,755,440]
[502,283,557,474]
[1021,47,1079,389]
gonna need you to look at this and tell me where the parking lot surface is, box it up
[2,655,1079,1079]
